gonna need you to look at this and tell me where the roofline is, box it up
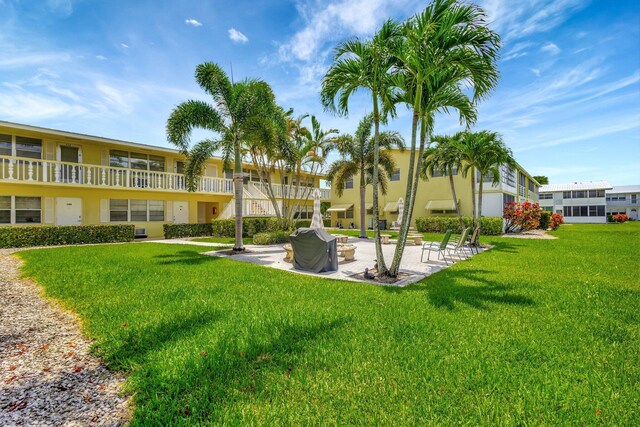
[0,120,325,178]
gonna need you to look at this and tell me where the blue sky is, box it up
[1,0,639,184]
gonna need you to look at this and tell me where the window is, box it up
[15,136,42,159]
[390,169,401,181]
[177,161,186,174]
[110,199,129,222]
[130,200,148,221]
[432,167,458,178]
[110,150,129,168]
[588,190,605,198]
[109,199,165,222]
[337,208,354,219]
[501,166,515,187]
[596,205,605,216]
[149,200,165,221]
[0,134,11,156]
[563,191,572,199]
[109,150,165,171]
[0,196,10,223]
[632,194,637,204]
[519,173,526,186]
[345,177,353,189]
[574,190,586,199]
[563,206,571,217]
[528,181,534,192]
[15,196,41,223]
[503,194,515,204]
[539,193,553,200]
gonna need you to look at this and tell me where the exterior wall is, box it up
[328,149,539,229]
[606,190,639,220]
[539,191,608,223]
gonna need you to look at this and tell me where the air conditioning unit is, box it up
[134,227,148,239]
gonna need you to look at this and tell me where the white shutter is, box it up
[100,199,109,222]
[44,197,55,224]
[46,142,55,160]
[166,158,173,173]
[101,149,110,166]
[167,201,173,223]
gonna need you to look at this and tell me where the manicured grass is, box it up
[18,223,640,425]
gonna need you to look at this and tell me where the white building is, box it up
[539,181,612,223]
[606,185,640,220]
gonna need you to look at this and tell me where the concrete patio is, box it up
[200,237,487,287]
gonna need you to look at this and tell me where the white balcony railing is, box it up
[0,155,234,195]
[219,198,278,218]
[252,182,331,200]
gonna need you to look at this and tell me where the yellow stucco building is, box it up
[326,148,540,229]
[0,121,328,238]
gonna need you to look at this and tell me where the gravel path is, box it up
[0,252,130,426]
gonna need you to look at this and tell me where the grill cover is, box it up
[289,228,338,273]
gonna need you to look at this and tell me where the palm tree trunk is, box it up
[233,142,244,251]
[470,167,477,228]
[390,115,426,277]
[359,185,366,238]
[477,177,484,242]
[389,88,421,277]
[372,96,387,274]
[449,169,464,231]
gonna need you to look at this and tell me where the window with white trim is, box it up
[0,196,42,224]
[344,177,354,189]
[109,199,165,222]
[390,169,401,181]
[0,134,42,159]
[0,134,11,156]
[109,150,165,171]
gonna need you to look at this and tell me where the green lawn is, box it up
[17,223,640,425]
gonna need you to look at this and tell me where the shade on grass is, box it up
[18,224,640,425]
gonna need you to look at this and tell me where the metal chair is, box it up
[421,229,453,265]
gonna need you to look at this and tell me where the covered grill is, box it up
[289,228,338,273]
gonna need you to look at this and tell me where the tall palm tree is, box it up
[458,130,515,232]
[321,19,402,275]
[326,114,404,238]
[166,62,282,251]
[387,0,500,277]
[420,133,465,231]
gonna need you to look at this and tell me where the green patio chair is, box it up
[446,227,473,260]
[421,229,453,265]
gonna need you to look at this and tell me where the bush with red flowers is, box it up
[550,213,564,230]
[503,201,542,233]
[612,213,628,223]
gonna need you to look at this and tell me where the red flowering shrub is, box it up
[612,213,628,223]
[503,201,542,233]
[550,213,564,230]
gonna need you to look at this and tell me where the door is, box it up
[58,145,82,183]
[55,198,82,225]
[173,201,189,224]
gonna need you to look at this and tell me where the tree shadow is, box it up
[153,250,223,266]
[104,310,223,369]
[385,269,535,311]
[132,317,350,424]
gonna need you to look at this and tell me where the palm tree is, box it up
[321,19,402,275]
[326,114,404,238]
[387,0,500,277]
[420,133,465,231]
[457,130,515,233]
[166,62,282,251]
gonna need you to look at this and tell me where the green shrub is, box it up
[0,224,134,248]
[414,216,503,235]
[294,219,312,228]
[539,211,551,230]
[252,231,292,245]
[163,223,213,239]
[211,217,331,238]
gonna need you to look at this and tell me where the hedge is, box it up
[0,224,135,248]
[163,223,213,239]
[211,218,328,238]
[252,231,292,245]
[414,216,503,236]
[538,211,551,230]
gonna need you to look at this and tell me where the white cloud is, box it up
[47,0,73,16]
[95,55,107,61]
[0,53,71,69]
[228,28,248,44]
[530,68,541,77]
[185,19,202,27]
[541,42,561,55]
[121,43,129,48]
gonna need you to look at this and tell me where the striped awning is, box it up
[383,201,399,213]
[326,203,353,212]
[425,199,458,210]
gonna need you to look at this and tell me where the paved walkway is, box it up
[204,237,485,287]
[0,253,130,426]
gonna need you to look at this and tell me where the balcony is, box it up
[250,182,331,200]
[0,155,234,194]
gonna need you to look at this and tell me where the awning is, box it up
[326,203,353,212]
[383,201,399,213]
[365,203,374,210]
[425,199,458,210]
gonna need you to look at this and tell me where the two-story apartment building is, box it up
[538,181,612,223]
[0,121,328,238]
[606,185,640,220]
[327,148,539,228]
